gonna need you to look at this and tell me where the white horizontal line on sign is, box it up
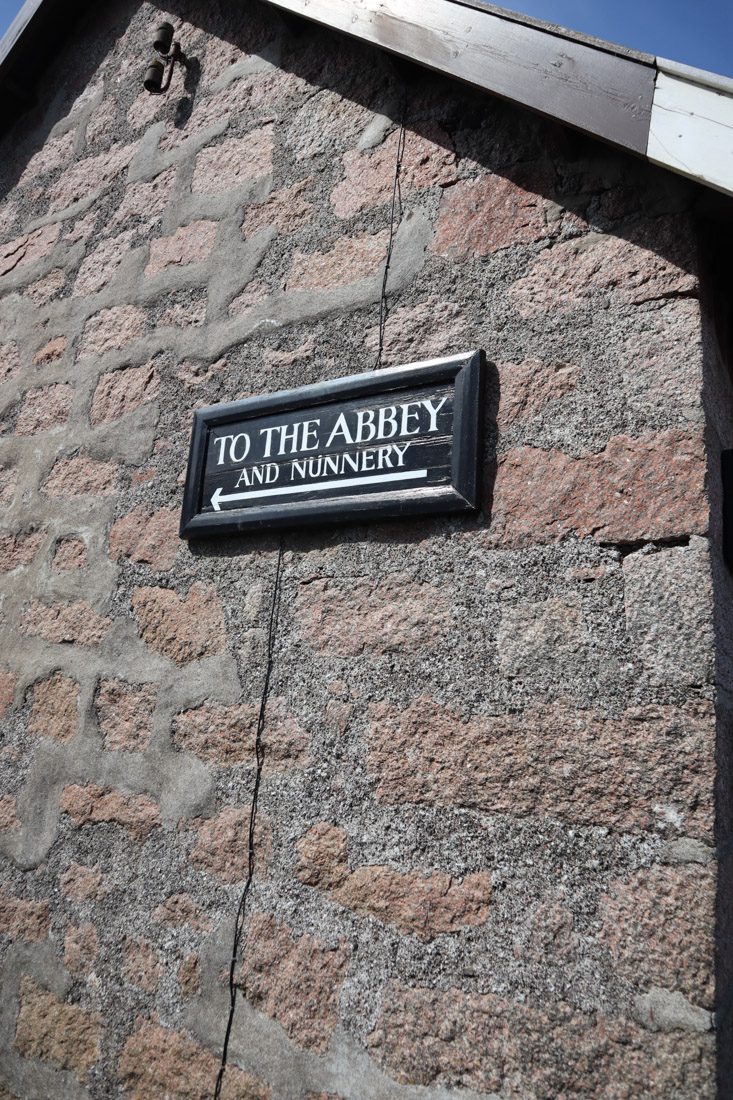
[211,469,429,509]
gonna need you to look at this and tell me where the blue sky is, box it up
[508,1,733,78]
[0,0,731,79]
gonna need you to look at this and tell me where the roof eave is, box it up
[265,0,733,199]
[0,0,731,199]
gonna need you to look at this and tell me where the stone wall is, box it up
[0,1,729,1097]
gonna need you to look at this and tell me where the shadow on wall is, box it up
[1,0,704,278]
[170,52,202,132]
[699,213,733,1099]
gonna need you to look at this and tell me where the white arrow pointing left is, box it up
[210,469,428,510]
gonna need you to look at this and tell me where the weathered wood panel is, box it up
[446,0,655,65]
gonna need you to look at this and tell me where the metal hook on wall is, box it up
[144,22,188,95]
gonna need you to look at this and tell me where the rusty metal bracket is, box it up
[144,41,188,95]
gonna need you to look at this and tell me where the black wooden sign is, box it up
[179,350,483,537]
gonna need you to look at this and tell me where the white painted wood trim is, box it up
[648,70,733,197]
[656,57,733,98]
[0,0,44,68]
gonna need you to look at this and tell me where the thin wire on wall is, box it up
[213,81,409,1100]
[374,92,408,371]
[214,539,284,1099]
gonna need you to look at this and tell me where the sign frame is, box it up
[179,350,484,538]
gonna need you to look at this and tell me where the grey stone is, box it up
[208,42,281,94]
[633,987,713,1033]
[497,594,592,679]
[661,837,715,865]
[358,110,398,152]
[623,538,715,687]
